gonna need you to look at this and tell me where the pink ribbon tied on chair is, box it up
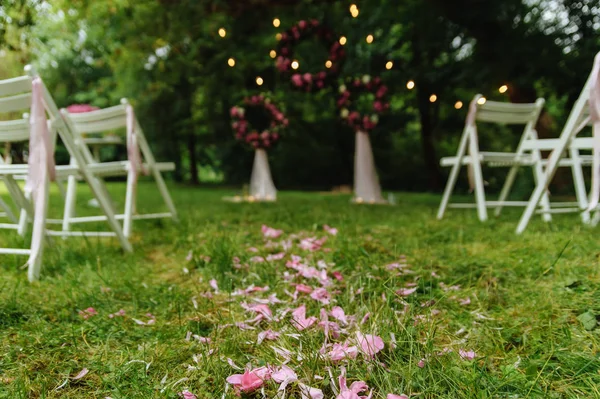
[125,104,146,181]
[466,95,481,192]
[586,52,600,212]
[25,77,56,270]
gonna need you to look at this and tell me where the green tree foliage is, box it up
[0,0,599,191]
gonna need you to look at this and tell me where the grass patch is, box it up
[1,183,600,398]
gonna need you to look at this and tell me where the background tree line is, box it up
[0,0,599,194]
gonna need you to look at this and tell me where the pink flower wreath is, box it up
[337,75,390,133]
[230,94,288,149]
[275,19,346,92]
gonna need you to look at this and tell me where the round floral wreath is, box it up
[337,75,390,133]
[276,19,346,92]
[230,94,288,149]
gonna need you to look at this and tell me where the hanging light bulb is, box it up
[477,97,487,105]
[218,28,226,38]
[366,34,374,44]
[499,84,508,93]
[291,60,299,69]
[275,33,282,41]
[256,76,264,86]
[350,4,359,17]
[429,94,437,103]
[455,101,463,109]
[227,58,235,67]
[273,18,281,27]
[269,50,277,58]
[325,60,332,68]
[385,61,393,70]
[406,80,415,90]
[339,36,347,45]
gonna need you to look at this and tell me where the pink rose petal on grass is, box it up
[459,297,471,306]
[291,304,318,330]
[226,366,271,393]
[272,365,298,391]
[323,225,338,235]
[78,307,98,320]
[396,287,417,297]
[459,349,476,360]
[209,279,219,292]
[310,288,331,304]
[73,368,89,380]
[331,306,349,325]
[262,225,283,238]
[387,395,409,399]
[295,284,314,294]
[355,332,385,358]
[179,390,197,399]
[299,383,324,399]
[257,329,280,344]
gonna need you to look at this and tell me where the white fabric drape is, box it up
[354,131,385,203]
[586,53,600,211]
[250,148,277,201]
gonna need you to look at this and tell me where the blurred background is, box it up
[0,0,598,194]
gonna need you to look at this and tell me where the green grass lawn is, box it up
[1,182,600,398]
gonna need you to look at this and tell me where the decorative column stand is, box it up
[249,148,277,201]
[353,130,385,203]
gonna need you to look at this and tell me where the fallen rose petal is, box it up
[387,395,409,399]
[73,368,89,380]
[459,349,476,360]
[396,287,417,296]
[262,225,283,238]
[323,225,338,235]
[179,390,197,399]
[299,382,324,399]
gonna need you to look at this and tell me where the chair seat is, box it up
[441,152,595,168]
[88,161,175,177]
[0,161,175,178]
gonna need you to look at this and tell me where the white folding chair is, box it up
[516,52,600,233]
[437,95,555,221]
[59,99,177,237]
[0,70,133,281]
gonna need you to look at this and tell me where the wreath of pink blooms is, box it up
[275,19,346,92]
[337,75,390,133]
[230,94,288,149]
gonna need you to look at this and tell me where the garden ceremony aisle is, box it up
[2,183,600,398]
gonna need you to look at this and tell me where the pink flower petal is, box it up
[179,390,198,399]
[73,368,89,380]
[387,395,409,399]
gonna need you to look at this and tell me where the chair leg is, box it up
[27,176,50,282]
[87,176,132,253]
[123,171,136,238]
[151,167,178,222]
[471,159,488,221]
[62,174,78,234]
[494,165,520,217]
[569,149,590,224]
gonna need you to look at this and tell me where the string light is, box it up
[339,36,347,45]
[406,80,415,90]
[455,101,463,109]
[325,60,332,68]
[291,60,299,69]
[273,18,281,27]
[477,97,487,105]
[429,94,437,103]
[256,76,264,86]
[499,84,508,93]
[385,61,393,70]
[227,58,235,67]
[276,33,282,40]
[366,34,374,44]
[218,28,227,38]
[269,50,277,58]
[350,4,359,17]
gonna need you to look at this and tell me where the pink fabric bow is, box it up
[66,104,99,113]
[465,95,481,192]
[586,52,600,211]
[25,77,56,275]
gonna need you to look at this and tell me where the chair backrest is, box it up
[66,103,128,133]
[0,76,33,144]
[475,98,545,126]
